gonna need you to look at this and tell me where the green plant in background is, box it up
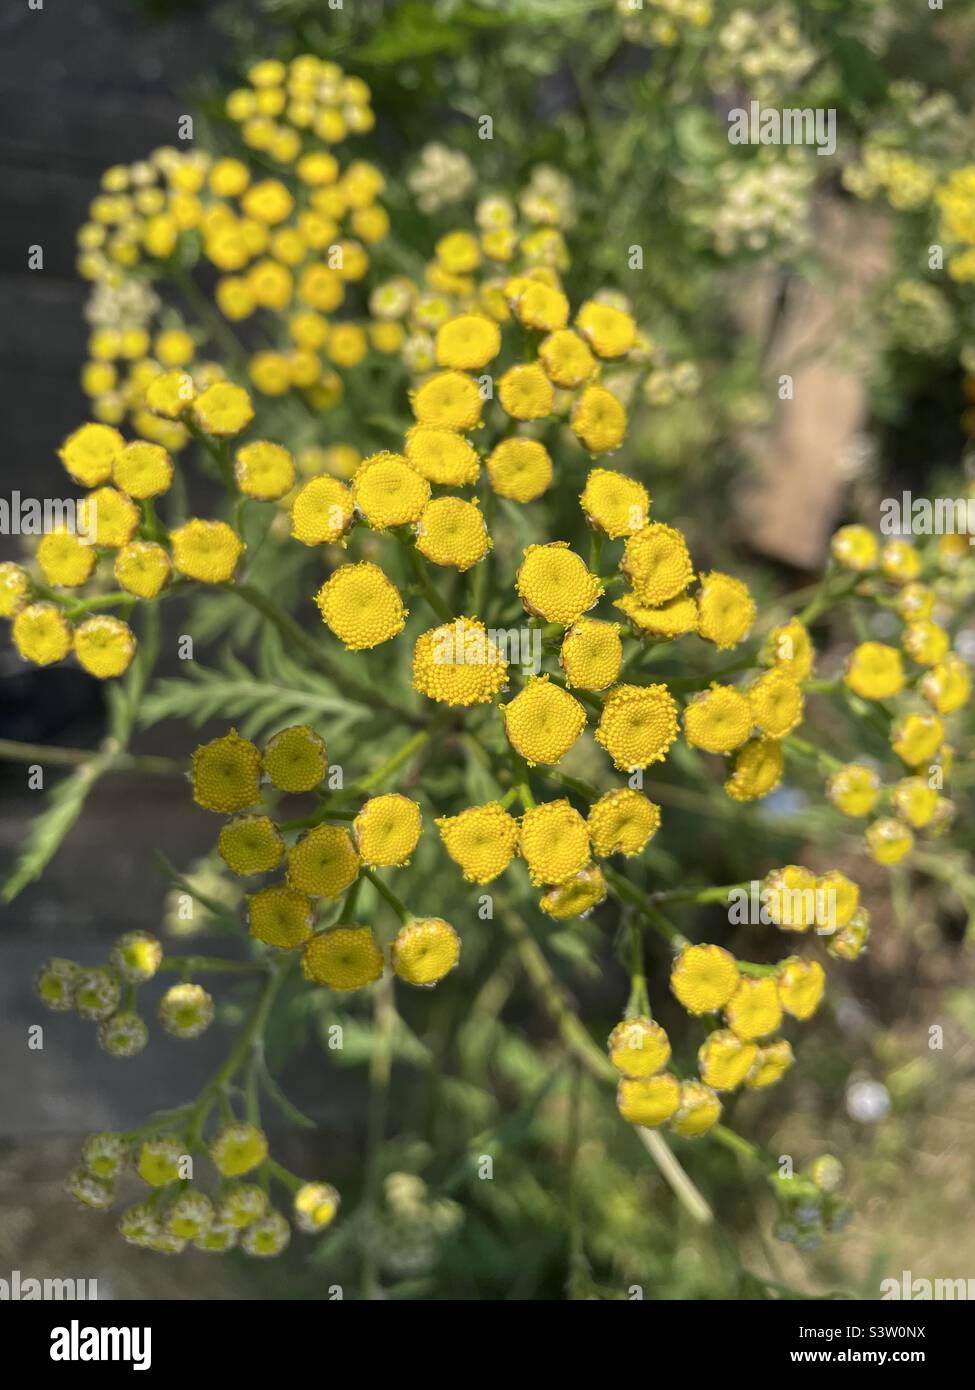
[3,3,975,1299]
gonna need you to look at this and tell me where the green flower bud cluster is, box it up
[770,1154,851,1251]
[35,932,216,1054]
[66,1118,339,1260]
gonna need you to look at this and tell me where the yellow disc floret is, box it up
[314,562,407,650]
[191,729,262,813]
[391,917,460,986]
[502,676,587,766]
[518,799,591,886]
[301,925,384,990]
[171,519,244,582]
[671,944,740,1014]
[73,615,136,679]
[596,682,679,770]
[411,617,509,706]
[354,794,422,868]
[516,542,602,624]
[415,497,490,571]
[263,725,327,792]
[435,802,520,883]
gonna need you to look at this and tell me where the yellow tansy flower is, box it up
[290,475,355,546]
[617,1072,681,1126]
[73,615,136,679]
[58,422,124,486]
[669,1080,722,1138]
[391,917,460,986]
[724,975,783,1041]
[113,440,174,499]
[502,676,587,766]
[827,761,882,815]
[191,729,262,813]
[516,542,602,624]
[352,453,431,530]
[314,562,407,650]
[114,541,170,599]
[411,371,483,431]
[777,957,826,1020]
[301,925,384,990]
[748,668,804,738]
[12,603,73,667]
[354,794,422,868]
[435,802,519,884]
[560,618,623,690]
[519,799,591,886]
[435,314,501,370]
[596,682,679,770]
[171,519,244,583]
[192,382,255,436]
[486,437,552,502]
[539,864,607,918]
[621,524,694,607]
[219,815,285,876]
[671,944,740,1014]
[263,725,327,792]
[411,617,509,706]
[698,1030,758,1092]
[725,737,783,802]
[287,826,360,897]
[405,427,480,486]
[415,497,490,571]
[580,467,649,539]
[696,571,756,649]
[570,384,627,454]
[575,300,636,358]
[845,642,904,700]
[36,532,97,588]
[234,441,296,500]
[607,1016,671,1078]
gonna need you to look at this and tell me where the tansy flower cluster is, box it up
[0,387,268,676]
[192,724,460,992]
[76,59,389,434]
[828,524,971,868]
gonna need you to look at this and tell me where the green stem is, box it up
[496,896,713,1224]
[0,738,181,776]
[602,866,690,947]
[188,956,294,1144]
[158,956,267,976]
[232,582,423,726]
[360,969,396,1299]
[364,867,411,924]
[396,534,453,622]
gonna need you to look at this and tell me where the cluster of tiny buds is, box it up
[35,932,214,1055]
[65,1122,339,1258]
